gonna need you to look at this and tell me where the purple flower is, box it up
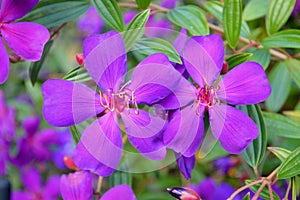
[175,152,195,179]
[0,90,15,175]
[12,168,60,200]
[10,116,60,167]
[164,34,271,156]
[189,178,240,200]
[42,30,188,176]
[101,184,136,200]
[60,171,93,200]
[292,0,300,16]
[214,156,237,175]
[77,7,104,36]
[0,0,50,84]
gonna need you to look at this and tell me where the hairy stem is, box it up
[227,179,264,200]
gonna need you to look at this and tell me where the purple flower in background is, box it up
[0,0,50,84]
[214,156,237,175]
[101,184,137,200]
[60,171,94,200]
[292,0,300,16]
[42,30,188,176]
[175,152,195,179]
[77,7,104,36]
[164,34,271,156]
[12,168,60,200]
[189,178,240,200]
[0,90,15,175]
[11,116,60,167]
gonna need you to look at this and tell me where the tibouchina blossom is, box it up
[0,0,50,84]
[42,30,190,176]
[164,34,271,156]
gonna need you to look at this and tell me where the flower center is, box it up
[195,84,220,114]
[99,82,139,114]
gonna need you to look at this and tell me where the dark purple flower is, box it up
[214,156,237,175]
[11,116,60,166]
[123,10,137,24]
[42,30,188,176]
[0,0,50,84]
[60,171,93,200]
[77,7,104,36]
[12,168,60,200]
[164,34,271,156]
[292,0,300,16]
[101,184,136,200]
[175,152,195,179]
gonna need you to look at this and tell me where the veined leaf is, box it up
[245,180,280,200]
[63,66,91,82]
[136,0,151,9]
[239,104,267,168]
[167,5,209,36]
[242,193,250,200]
[29,40,53,85]
[285,58,300,88]
[92,0,124,32]
[222,0,242,48]
[243,0,270,21]
[248,48,271,70]
[69,126,81,145]
[268,147,291,162]
[132,37,182,64]
[265,62,291,112]
[291,177,300,199]
[262,29,300,49]
[20,0,89,28]
[226,53,253,69]
[266,0,296,35]
[108,171,132,188]
[283,110,300,122]
[278,147,300,179]
[263,112,300,139]
[123,9,150,51]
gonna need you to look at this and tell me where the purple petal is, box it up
[175,153,195,179]
[21,168,41,192]
[12,191,32,200]
[77,7,103,36]
[209,104,258,154]
[0,90,16,141]
[216,62,271,105]
[197,178,216,200]
[0,139,9,175]
[43,175,61,198]
[42,79,104,127]
[74,113,122,176]
[0,0,38,22]
[22,116,40,137]
[173,28,187,53]
[101,184,136,200]
[128,53,183,105]
[83,31,126,93]
[123,11,136,24]
[164,106,204,157]
[60,171,93,200]
[213,183,236,200]
[183,34,224,86]
[161,0,178,9]
[1,22,50,61]
[122,109,167,160]
[0,39,9,84]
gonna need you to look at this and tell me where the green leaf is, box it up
[291,177,300,199]
[283,110,300,122]
[266,0,296,35]
[132,37,182,64]
[248,48,271,70]
[69,126,81,145]
[267,147,291,162]
[20,0,89,28]
[123,9,150,51]
[243,0,270,21]
[242,193,251,200]
[167,5,209,36]
[239,104,267,167]
[136,0,151,9]
[265,62,291,112]
[245,180,281,200]
[92,0,124,32]
[262,29,300,49]
[285,58,300,88]
[63,66,91,82]
[226,53,253,69]
[222,0,242,48]
[29,40,53,86]
[278,147,300,179]
[263,112,300,139]
[108,171,132,188]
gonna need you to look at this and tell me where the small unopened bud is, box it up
[64,156,79,171]
[167,187,201,200]
[76,53,85,66]
[221,61,228,75]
